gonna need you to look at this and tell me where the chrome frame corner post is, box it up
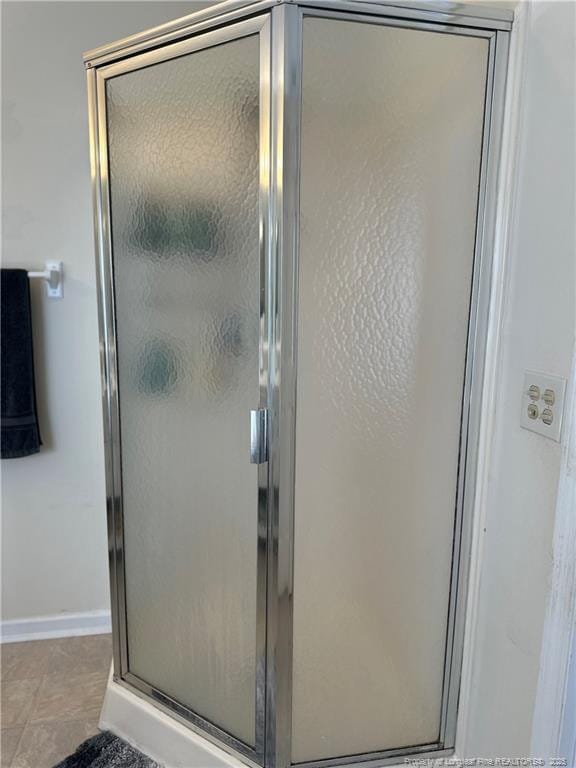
[439,24,511,752]
[442,25,511,750]
[257,11,273,761]
[266,4,302,768]
[86,62,126,681]
[93,60,130,683]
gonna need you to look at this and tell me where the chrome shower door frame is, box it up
[87,2,511,767]
[87,13,273,767]
[266,7,511,768]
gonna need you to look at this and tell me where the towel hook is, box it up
[28,261,63,299]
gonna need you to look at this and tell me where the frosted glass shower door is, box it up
[291,15,490,763]
[99,18,269,754]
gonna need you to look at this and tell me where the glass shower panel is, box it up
[106,34,260,746]
[291,18,488,761]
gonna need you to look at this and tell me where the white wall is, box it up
[462,0,575,758]
[1,1,205,629]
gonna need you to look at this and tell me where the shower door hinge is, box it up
[250,408,269,464]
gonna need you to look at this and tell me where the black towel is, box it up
[1,269,41,458]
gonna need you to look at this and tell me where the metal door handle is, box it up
[250,408,268,464]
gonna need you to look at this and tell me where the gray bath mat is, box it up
[54,731,161,768]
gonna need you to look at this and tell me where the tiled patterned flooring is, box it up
[1,634,112,768]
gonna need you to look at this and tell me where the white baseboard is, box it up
[0,610,112,643]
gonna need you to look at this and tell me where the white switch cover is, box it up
[521,371,566,442]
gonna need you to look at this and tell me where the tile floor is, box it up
[1,634,112,768]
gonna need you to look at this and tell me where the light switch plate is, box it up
[521,371,566,442]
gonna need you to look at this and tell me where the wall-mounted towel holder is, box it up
[28,261,63,298]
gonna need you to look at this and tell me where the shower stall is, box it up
[85,1,511,766]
